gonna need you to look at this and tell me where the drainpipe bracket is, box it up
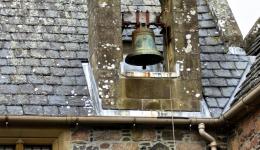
[209,141,217,147]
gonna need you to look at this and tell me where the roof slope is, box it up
[0,0,249,117]
[196,0,250,117]
[233,19,260,104]
[0,0,92,116]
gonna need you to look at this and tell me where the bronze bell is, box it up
[125,26,163,68]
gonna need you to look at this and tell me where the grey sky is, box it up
[227,0,260,37]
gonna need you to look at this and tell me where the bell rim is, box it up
[125,52,164,66]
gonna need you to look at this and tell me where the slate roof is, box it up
[233,21,260,105]
[0,0,92,116]
[196,0,251,117]
[0,0,250,117]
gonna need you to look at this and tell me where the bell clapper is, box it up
[142,65,147,70]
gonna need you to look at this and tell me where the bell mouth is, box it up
[125,53,163,66]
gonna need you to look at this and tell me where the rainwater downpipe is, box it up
[198,123,217,150]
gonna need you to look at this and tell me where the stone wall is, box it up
[229,109,260,149]
[206,0,243,47]
[71,126,208,150]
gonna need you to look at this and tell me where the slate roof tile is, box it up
[0,105,6,115]
[43,106,59,116]
[209,108,222,117]
[233,33,260,104]
[203,87,222,97]
[6,106,23,115]
[12,95,30,105]
[205,98,218,107]
[209,78,228,87]
[216,98,229,108]
[23,105,43,115]
[196,0,250,116]
[59,106,79,116]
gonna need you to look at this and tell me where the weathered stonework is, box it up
[160,0,202,110]
[71,127,208,150]
[88,0,202,111]
[206,0,243,47]
[228,109,260,150]
[87,0,123,109]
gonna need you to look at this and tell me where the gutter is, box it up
[0,85,259,126]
